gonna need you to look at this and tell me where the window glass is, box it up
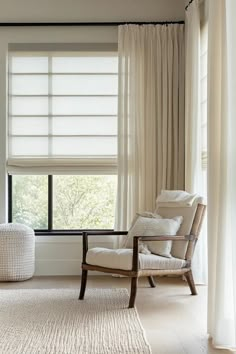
[12,175,48,229]
[53,175,117,229]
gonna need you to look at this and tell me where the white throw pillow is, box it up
[121,212,162,248]
[124,215,183,258]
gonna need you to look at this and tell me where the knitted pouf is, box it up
[0,223,35,281]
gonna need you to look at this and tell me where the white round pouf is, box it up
[0,223,35,281]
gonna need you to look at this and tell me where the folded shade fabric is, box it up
[156,190,198,207]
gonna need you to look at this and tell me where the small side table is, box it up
[0,223,35,281]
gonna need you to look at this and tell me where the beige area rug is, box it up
[0,288,151,354]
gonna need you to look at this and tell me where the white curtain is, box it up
[116,24,185,232]
[207,0,236,349]
[185,0,208,284]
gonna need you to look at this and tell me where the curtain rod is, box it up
[0,21,184,27]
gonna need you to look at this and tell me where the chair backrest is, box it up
[155,196,206,260]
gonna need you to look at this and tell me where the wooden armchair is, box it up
[79,196,206,308]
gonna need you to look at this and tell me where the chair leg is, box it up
[79,270,88,300]
[129,277,138,308]
[185,270,197,295]
[147,276,156,288]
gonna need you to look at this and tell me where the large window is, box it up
[8,49,118,232]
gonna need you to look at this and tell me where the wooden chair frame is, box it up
[79,203,206,308]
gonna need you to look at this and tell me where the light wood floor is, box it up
[0,275,233,354]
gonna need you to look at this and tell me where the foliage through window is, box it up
[12,175,117,230]
[12,175,48,229]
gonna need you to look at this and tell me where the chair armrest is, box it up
[135,234,196,242]
[130,234,196,271]
[81,231,128,263]
[82,231,128,236]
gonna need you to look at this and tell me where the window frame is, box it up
[7,46,118,234]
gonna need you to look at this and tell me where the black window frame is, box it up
[8,174,114,235]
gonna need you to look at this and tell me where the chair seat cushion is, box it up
[86,247,187,271]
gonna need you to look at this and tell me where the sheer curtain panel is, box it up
[207,0,236,349]
[185,0,207,284]
[116,24,185,231]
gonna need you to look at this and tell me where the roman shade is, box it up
[7,45,118,175]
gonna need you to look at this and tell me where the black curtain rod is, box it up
[185,0,194,11]
[0,21,184,27]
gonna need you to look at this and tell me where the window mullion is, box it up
[8,175,12,223]
[48,175,53,231]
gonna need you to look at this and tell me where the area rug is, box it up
[0,288,151,354]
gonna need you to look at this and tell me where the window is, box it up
[8,49,118,232]
[11,175,117,231]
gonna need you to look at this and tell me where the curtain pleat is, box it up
[207,0,236,349]
[185,0,207,285]
[116,24,185,231]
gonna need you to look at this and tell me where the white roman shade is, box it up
[7,46,118,174]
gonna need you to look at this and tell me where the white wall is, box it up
[0,0,185,22]
[35,235,114,275]
[0,0,185,276]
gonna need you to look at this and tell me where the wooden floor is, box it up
[0,275,233,354]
